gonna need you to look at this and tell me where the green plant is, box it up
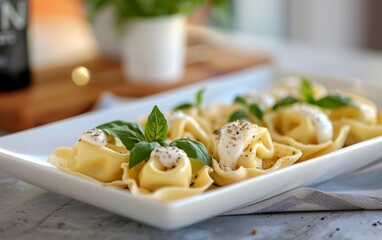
[84,0,228,27]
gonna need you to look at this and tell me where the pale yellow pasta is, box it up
[269,76,328,100]
[327,91,381,145]
[210,120,302,186]
[332,113,382,145]
[121,146,213,201]
[48,131,130,183]
[244,90,276,110]
[200,102,260,132]
[167,111,212,152]
[328,91,377,125]
[211,143,301,186]
[263,104,350,161]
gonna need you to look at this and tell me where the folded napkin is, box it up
[225,159,382,215]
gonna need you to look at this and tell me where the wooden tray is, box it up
[0,46,270,132]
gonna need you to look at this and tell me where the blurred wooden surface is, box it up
[0,46,270,132]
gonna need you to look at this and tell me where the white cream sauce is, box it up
[151,146,187,169]
[290,104,333,143]
[79,128,107,146]
[215,120,256,171]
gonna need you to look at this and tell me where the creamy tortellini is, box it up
[328,91,382,145]
[121,146,213,201]
[48,128,130,183]
[270,76,328,100]
[48,75,382,202]
[167,111,212,152]
[263,104,350,161]
[210,120,302,186]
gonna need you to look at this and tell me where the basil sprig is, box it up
[144,106,168,142]
[170,139,211,167]
[97,121,145,150]
[229,110,250,122]
[173,88,205,111]
[314,95,358,109]
[272,96,300,110]
[229,96,264,122]
[97,105,211,169]
[272,77,358,110]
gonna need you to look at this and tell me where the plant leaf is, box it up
[228,110,250,122]
[144,106,168,142]
[300,76,315,103]
[314,94,358,109]
[196,88,205,109]
[234,96,248,105]
[170,139,212,166]
[249,103,264,121]
[272,96,300,110]
[173,102,194,111]
[97,120,144,150]
[129,141,160,169]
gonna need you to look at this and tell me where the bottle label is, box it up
[0,0,30,88]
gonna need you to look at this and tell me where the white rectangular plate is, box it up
[1,66,382,230]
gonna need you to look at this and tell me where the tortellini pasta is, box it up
[328,91,382,145]
[48,128,130,183]
[48,75,382,202]
[210,120,302,186]
[167,111,212,152]
[270,76,328,100]
[263,103,350,161]
[200,102,244,132]
[121,146,213,201]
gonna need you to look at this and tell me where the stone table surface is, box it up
[1,170,382,240]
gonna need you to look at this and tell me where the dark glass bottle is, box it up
[0,0,30,91]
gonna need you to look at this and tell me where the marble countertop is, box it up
[2,170,382,239]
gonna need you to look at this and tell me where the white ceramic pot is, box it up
[121,15,186,83]
[91,6,121,59]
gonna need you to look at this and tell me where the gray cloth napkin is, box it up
[225,159,382,215]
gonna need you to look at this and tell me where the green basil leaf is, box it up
[156,139,170,147]
[129,142,160,169]
[170,139,212,166]
[249,103,264,121]
[173,102,194,111]
[228,110,250,122]
[196,88,205,108]
[314,94,358,109]
[144,106,168,142]
[97,120,144,150]
[272,96,300,110]
[300,76,315,103]
[234,96,248,105]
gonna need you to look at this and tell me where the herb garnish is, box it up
[272,96,299,110]
[228,96,264,122]
[272,77,358,110]
[97,105,211,169]
[228,110,250,122]
[173,88,205,111]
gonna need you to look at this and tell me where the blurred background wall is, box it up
[28,0,382,69]
[233,0,369,49]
